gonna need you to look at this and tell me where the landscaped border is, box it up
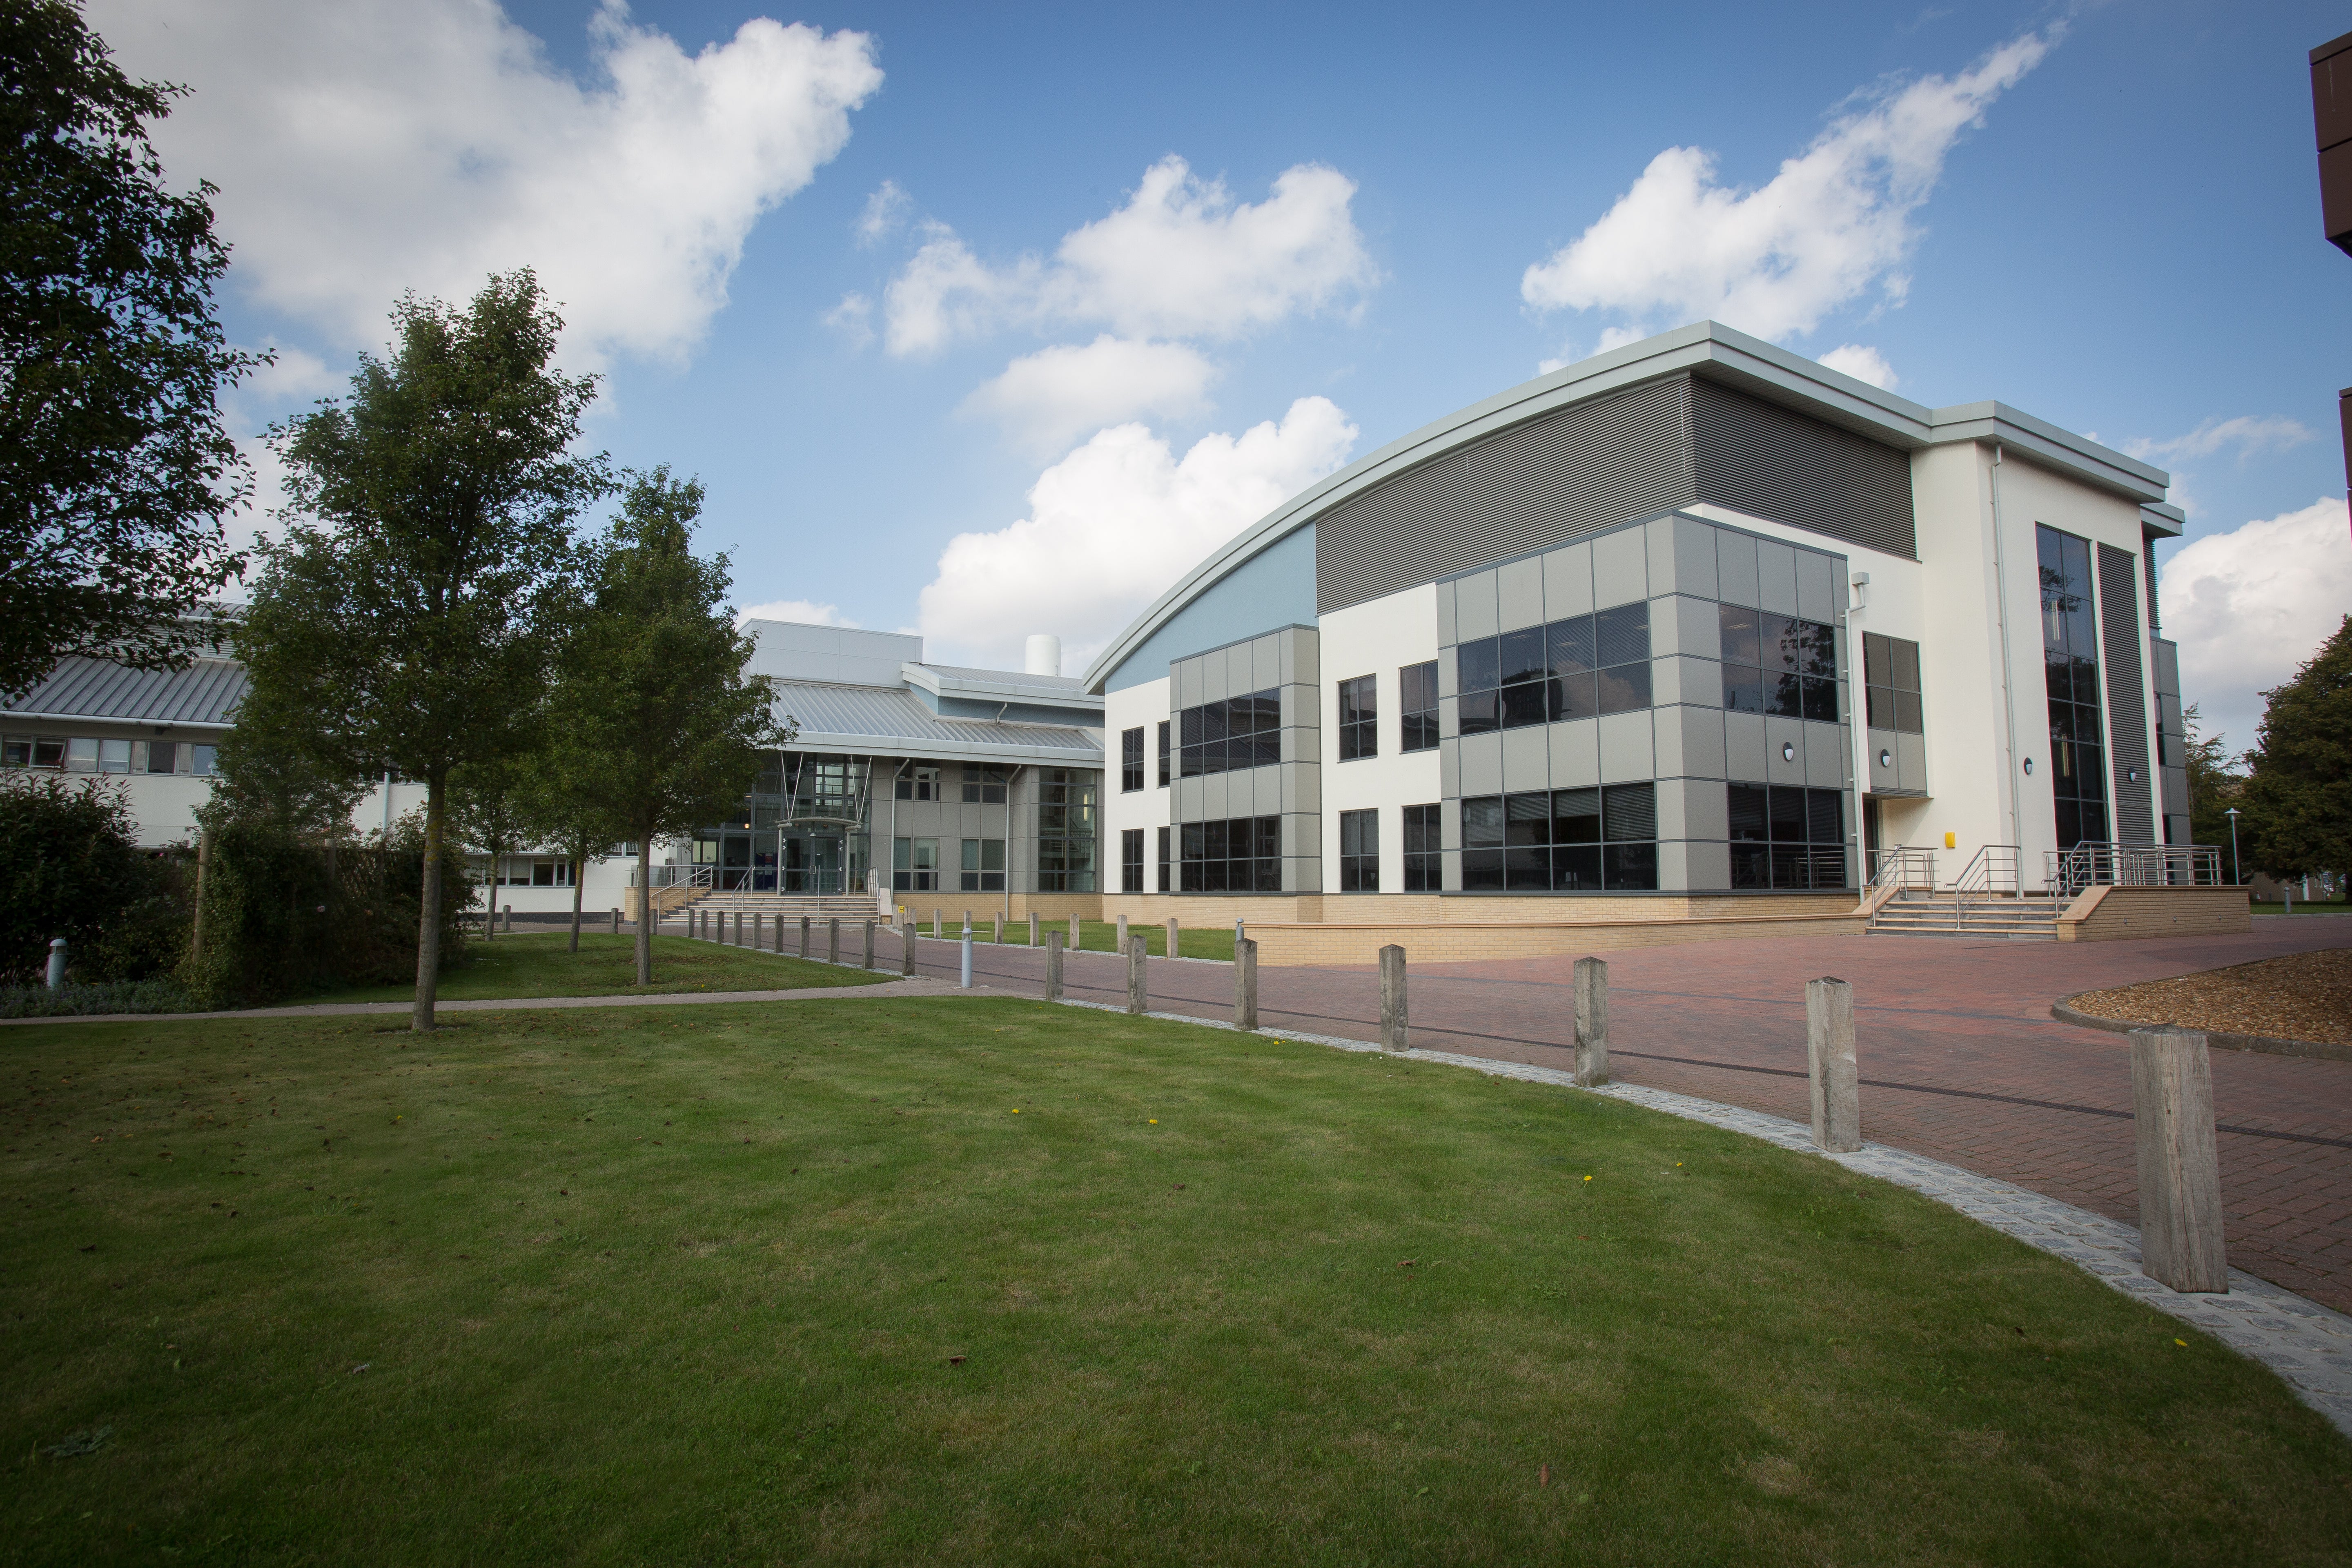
[2050,995,2352,1064]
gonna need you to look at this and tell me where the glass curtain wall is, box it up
[2037,526,2109,848]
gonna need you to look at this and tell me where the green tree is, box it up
[238,271,610,1031]
[0,769,184,983]
[2239,615,2351,891]
[518,749,622,953]
[0,0,263,694]
[555,468,787,986]
[2179,703,2244,860]
[449,755,533,939]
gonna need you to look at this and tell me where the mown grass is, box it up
[885,914,1234,960]
[4,998,2348,1566]
[294,932,890,1004]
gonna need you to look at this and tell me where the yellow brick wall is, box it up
[1098,890,1858,929]
[2056,886,2252,942]
[1250,910,1867,966]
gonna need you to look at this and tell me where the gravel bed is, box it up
[2067,947,2352,1047]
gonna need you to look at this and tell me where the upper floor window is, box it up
[1457,605,1650,735]
[2039,524,2108,847]
[1337,675,1376,761]
[962,764,1008,804]
[1177,689,1280,777]
[895,763,941,800]
[1862,633,1923,734]
[1720,606,1837,722]
[1156,720,1170,787]
[1120,726,1144,792]
[1399,662,1439,753]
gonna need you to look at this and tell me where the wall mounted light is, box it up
[1782,742,1796,761]
[2127,767,2142,783]
[1879,749,1892,768]
[2022,757,2034,776]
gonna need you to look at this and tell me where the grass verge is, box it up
[883,915,1234,960]
[4,999,2347,1565]
[292,933,890,1004]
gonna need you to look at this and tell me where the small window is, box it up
[1121,727,1144,792]
[1156,720,1169,788]
[97,739,130,774]
[893,836,940,891]
[1399,662,1439,752]
[147,742,178,774]
[1402,802,1442,890]
[1863,632,1925,735]
[1338,808,1379,892]
[895,764,941,801]
[191,744,217,777]
[1121,828,1145,893]
[1338,675,1376,762]
[2,737,31,768]
[962,765,1008,804]
[1156,825,1169,893]
[960,837,1006,892]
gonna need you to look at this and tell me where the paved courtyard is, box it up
[896,916,2352,1314]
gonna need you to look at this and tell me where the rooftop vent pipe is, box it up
[1024,634,1061,677]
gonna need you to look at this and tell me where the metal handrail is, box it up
[1949,844,2020,930]
[2045,842,2225,896]
[1868,844,1937,892]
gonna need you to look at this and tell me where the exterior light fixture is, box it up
[2022,757,2034,775]
[1879,748,1892,768]
[2126,767,2141,783]
[1781,742,1796,762]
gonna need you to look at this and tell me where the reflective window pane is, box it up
[1604,842,1657,890]
[1549,670,1599,722]
[1596,603,1649,667]
[1551,787,1601,845]
[1548,615,1597,675]
[1500,627,1546,686]
[1501,682,1548,728]
[1552,844,1603,891]
[1726,784,1768,843]
[1718,603,1761,667]
[1722,664,1763,714]
[1602,783,1655,842]
[1459,690,1499,735]
[1598,662,1650,714]
[1457,637,1501,694]
[1461,796,1505,849]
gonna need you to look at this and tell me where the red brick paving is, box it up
[894,917,2352,1313]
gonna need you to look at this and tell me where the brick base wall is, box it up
[2056,886,2252,942]
[1098,890,1858,929]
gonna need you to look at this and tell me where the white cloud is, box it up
[88,0,882,367]
[2126,416,2316,466]
[916,397,1359,670]
[878,156,1376,356]
[856,179,911,245]
[822,291,874,347]
[1818,343,1900,390]
[1521,29,2053,342]
[2160,496,2352,754]
[737,599,860,629]
[960,336,1218,459]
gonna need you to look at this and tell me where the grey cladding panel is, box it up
[2099,542,2156,844]
[1687,379,1916,559]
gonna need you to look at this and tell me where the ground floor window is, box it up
[1339,808,1379,891]
[960,837,1005,892]
[893,836,939,891]
[490,855,574,887]
[1728,785,1846,889]
[1461,784,1655,891]
[1180,816,1280,892]
[1156,826,1170,892]
[1403,803,1442,890]
[1121,828,1145,892]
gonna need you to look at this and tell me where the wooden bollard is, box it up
[1234,937,1258,1030]
[1029,912,1040,946]
[827,918,840,965]
[2131,1027,2228,1293]
[1379,944,1408,1052]
[1126,936,1146,1015]
[1068,912,1080,951]
[900,922,915,978]
[1045,930,1064,1001]
[1166,917,1179,960]
[733,911,743,946]
[932,908,942,940]
[1806,977,1860,1153]
[993,916,1002,944]
[610,907,620,935]
[753,912,763,949]
[800,915,811,958]
[1573,956,1609,1086]
[1116,914,1128,957]
[862,920,875,970]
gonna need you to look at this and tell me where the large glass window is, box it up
[1338,675,1376,761]
[1721,606,1837,721]
[1178,815,1281,891]
[1036,768,1098,891]
[962,765,1008,804]
[1457,605,1651,735]
[1727,785,1847,889]
[960,837,1006,892]
[1157,720,1169,788]
[1177,689,1281,777]
[892,836,940,892]
[1339,808,1379,891]
[1863,633,1924,734]
[1402,803,1442,890]
[1460,784,1656,891]
[894,764,941,801]
[1121,828,1145,893]
[2038,524,2108,848]
[1399,662,1439,752]
[1120,727,1144,792]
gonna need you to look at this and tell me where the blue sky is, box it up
[89,0,2352,751]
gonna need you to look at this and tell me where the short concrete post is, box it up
[1045,930,1064,1000]
[1068,912,1080,951]
[45,937,67,991]
[827,918,840,966]
[799,915,811,958]
[1029,912,1039,946]
[2131,1027,2229,1293]
[1116,914,1128,957]
[733,911,743,946]
[899,922,915,977]
[1572,956,1609,1087]
[960,929,973,989]
[862,920,875,970]
[610,907,620,935]
[932,909,942,939]
[752,912,762,949]
[1805,977,1861,1153]
[1165,917,1179,960]
[1234,937,1258,1031]
[992,916,1002,944]
[503,902,512,933]
[1379,944,1408,1053]
[1235,918,1245,948]
[1127,935,1147,1015]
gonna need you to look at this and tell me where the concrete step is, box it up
[1870,898,2061,938]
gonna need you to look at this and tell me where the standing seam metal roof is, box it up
[2,656,249,726]
[771,681,1100,753]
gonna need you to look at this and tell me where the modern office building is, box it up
[1089,321,2193,924]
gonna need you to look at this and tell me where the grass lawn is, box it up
[4,1000,2348,1566]
[886,914,1234,960]
[294,933,891,1004]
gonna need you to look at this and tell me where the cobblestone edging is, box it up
[2048,996,2352,1064]
[1063,997,2352,1439]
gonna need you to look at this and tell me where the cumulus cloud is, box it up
[1818,343,1900,390]
[916,397,1359,670]
[856,179,911,245]
[878,157,1376,356]
[1521,29,2053,343]
[2126,416,2316,466]
[961,336,1218,459]
[88,0,882,367]
[737,599,860,629]
[2160,496,2352,752]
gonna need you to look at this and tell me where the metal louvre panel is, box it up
[1315,376,1694,613]
[2098,542,2156,843]
[1688,379,1916,559]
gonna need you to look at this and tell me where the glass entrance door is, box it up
[783,831,844,893]
[720,831,753,891]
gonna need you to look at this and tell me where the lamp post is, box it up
[2225,806,2242,887]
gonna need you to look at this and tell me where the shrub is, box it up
[0,978,200,1018]
[0,772,191,984]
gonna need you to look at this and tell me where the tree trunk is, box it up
[189,826,212,965]
[636,838,654,986]
[569,853,584,952]
[414,778,443,1032]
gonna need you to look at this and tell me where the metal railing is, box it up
[628,864,714,917]
[2045,842,2225,897]
[1949,844,2021,930]
[1867,845,1937,892]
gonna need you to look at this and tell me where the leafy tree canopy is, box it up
[2240,614,2351,883]
[0,0,261,695]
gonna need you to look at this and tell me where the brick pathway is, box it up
[907,918,2352,1314]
